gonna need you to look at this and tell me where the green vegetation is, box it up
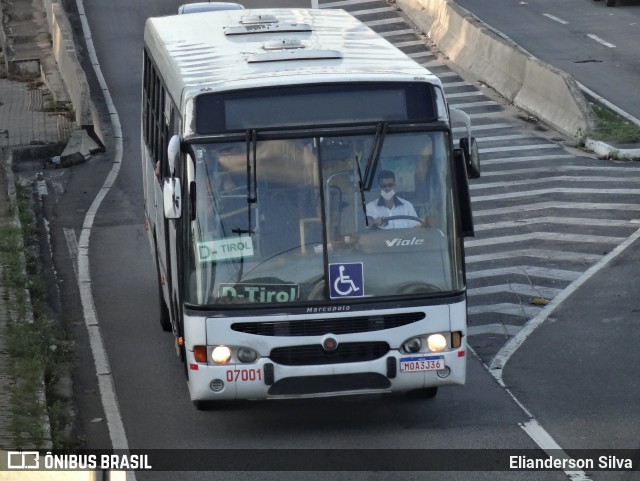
[0,186,75,449]
[585,103,640,145]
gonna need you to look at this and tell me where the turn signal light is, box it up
[193,345,207,363]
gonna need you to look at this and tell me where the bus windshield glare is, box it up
[185,131,464,306]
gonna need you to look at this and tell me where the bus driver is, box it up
[366,170,420,229]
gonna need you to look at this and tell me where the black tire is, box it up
[154,252,172,332]
[157,275,172,332]
[193,400,231,410]
[606,0,615,5]
[406,387,438,399]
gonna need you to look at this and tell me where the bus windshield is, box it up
[185,131,464,306]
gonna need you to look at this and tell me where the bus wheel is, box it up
[158,279,172,332]
[193,400,230,410]
[407,387,438,399]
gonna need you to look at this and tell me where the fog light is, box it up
[437,367,451,378]
[403,337,422,353]
[210,379,224,392]
[211,345,232,364]
[237,347,258,363]
[427,334,447,352]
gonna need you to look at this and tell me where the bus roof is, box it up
[144,8,440,107]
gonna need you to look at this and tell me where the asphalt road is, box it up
[453,0,640,122]
[41,0,640,479]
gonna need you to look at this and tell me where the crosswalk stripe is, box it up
[472,187,640,202]
[468,283,563,298]
[394,40,427,48]
[454,123,513,133]
[481,154,575,164]
[449,100,499,108]
[471,176,640,190]
[378,29,417,37]
[476,134,532,142]
[468,323,523,336]
[348,6,396,15]
[320,0,383,7]
[468,303,543,317]
[407,51,436,59]
[466,249,604,264]
[466,266,581,281]
[480,144,559,153]
[482,165,640,176]
[473,201,640,217]
[465,232,625,248]
[363,17,405,27]
[474,217,637,231]
[446,91,489,99]
[443,81,474,88]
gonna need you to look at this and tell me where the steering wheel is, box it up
[370,215,425,229]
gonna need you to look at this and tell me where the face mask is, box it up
[380,189,395,201]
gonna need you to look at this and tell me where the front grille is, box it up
[232,312,425,336]
[270,341,390,366]
[268,373,391,395]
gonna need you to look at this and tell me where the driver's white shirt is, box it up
[366,196,419,229]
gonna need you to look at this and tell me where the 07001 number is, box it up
[225,368,262,382]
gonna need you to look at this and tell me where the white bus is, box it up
[142,8,480,409]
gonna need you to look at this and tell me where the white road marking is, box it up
[474,201,640,217]
[481,154,574,164]
[542,13,568,25]
[480,165,640,176]
[466,248,603,264]
[471,175,640,189]
[347,6,395,16]
[490,227,640,377]
[468,323,523,336]
[468,303,542,317]
[474,216,637,230]
[454,123,513,132]
[466,232,624,248]
[378,28,416,38]
[75,0,133,472]
[587,34,616,48]
[448,100,499,109]
[363,17,404,27]
[466,266,581,282]
[472,187,640,202]
[468,283,562,299]
[480,143,559,153]
[63,228,79,279]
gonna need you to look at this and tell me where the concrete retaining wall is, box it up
[41,0,104,149]
[397,0,595,139]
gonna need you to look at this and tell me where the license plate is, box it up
[400,356,445,372]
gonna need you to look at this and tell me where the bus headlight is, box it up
[427,334,448,352]
[237,347,258,363]
[402,337,422,353]
[211,345,232,364]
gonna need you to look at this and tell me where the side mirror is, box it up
[167,135,181,176]
[163,177,182,219]
[460,137,480,179]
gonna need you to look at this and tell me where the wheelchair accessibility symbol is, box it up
[329,262,364,298]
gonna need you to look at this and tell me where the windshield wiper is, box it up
[363,122,388,190]
[356,123,388,226]
[234,129,258,237]
[355,154,369,227]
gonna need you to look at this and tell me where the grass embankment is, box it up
[586,104,640,145]
[0,185,75,449]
